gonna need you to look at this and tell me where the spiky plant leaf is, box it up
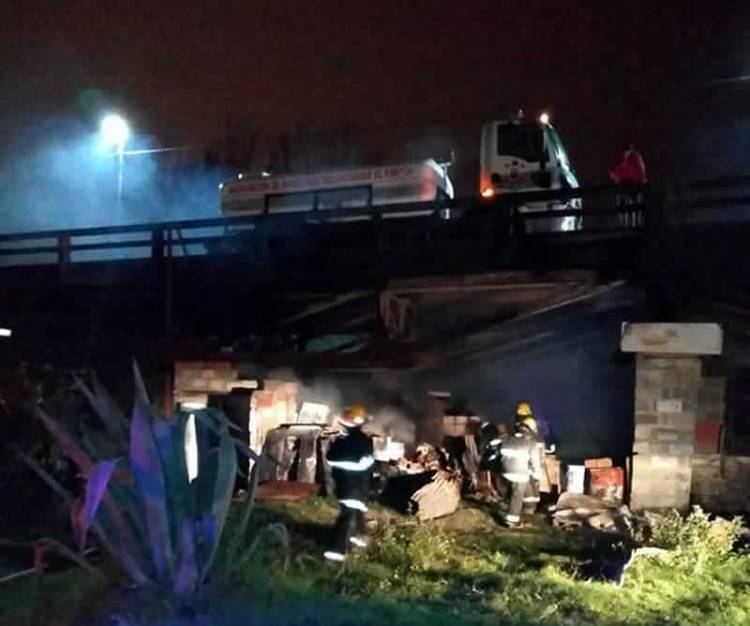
[33,407,93,476]
[129,364,174,583]
[194,412,237,585]
[74,373,128,445]
[79,459,118,550]
[154,415,192,560]
[172,519,199,599]
[193,408,261,463]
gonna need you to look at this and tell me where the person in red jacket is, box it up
[609,142,647,186]
[609,143,647,226]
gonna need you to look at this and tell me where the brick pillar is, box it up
[631,355,701,511]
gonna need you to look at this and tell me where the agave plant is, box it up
[26,361,259,604]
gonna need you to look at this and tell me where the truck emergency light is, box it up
[0,328,11,338]
[481,187,495,198]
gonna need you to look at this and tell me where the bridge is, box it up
[1,176,750,374]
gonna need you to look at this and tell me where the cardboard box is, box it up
[566,465,586,494]
[584,457,613,469]
[588,467,624,503]
[540,456,560,493]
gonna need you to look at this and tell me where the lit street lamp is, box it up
[100,113,130,206]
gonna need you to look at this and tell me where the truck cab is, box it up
[479,115,580,231]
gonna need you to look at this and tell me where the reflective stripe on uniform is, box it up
[489,438,502,446]
[506,514,521,523]
[502,472,530,483]
[350,536,367,548]
[324,551,345,562]
[340,498,368,512]
[501,448,528,459]
[328,455,375,472]
[523,496,540,503]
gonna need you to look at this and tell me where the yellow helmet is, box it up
[516,401,533,417]
[519,416,538,434]
[340,404,368,427]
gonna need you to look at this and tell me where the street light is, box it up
[100,114,130,151]
[99,114,130,209]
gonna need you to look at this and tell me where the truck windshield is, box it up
[497,123,543,163]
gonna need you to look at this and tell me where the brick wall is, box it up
[173,361,297,453]
[691,454,750,512]
[174,361,243,404]
[631,355,701,511]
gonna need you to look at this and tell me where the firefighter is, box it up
[514,402,544,512]
[324,404,375,563]
[498,418,542,527]
[478,420,514,502]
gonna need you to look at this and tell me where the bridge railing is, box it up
[667,174,750,224]
[1,178,726,269]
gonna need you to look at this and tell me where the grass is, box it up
[219,498,750,626]
[1,498,749,625]
[0,566,106,626]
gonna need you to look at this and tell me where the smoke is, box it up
[263,366,418,446]
[0,118,229,233]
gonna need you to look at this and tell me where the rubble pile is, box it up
[551,492,635,532]
[378,443,462,520]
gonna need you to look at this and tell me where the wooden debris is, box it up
[411,472,461,521]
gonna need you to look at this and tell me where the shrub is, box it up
[23,361,262,608]
[369,521,452,573]
[647,506,743,571]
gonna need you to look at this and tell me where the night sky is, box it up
[2,1,748,190]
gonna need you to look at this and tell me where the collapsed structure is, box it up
[168,292,750,518]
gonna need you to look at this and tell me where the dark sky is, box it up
[2,0,748,187]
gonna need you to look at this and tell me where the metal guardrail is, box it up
[5,175,749,269]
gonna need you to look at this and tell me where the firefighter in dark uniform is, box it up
[324,405,375,562]
[482,416,541,527]
[514,402,544,514]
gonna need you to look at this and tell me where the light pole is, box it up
[99,114,130,220]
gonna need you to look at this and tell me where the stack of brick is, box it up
[173,361,298,454]
[174,361,258,405]
[691,454,750,512]
[631,355,701,510]
[442,415,481,437]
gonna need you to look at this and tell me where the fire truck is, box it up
[220,159,453,221]
[479,112,581,232]
[218,112,578,231]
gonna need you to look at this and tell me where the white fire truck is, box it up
[220,159,453,220]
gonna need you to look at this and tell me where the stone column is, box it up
[621,323,723,512]
[631,355,700,510]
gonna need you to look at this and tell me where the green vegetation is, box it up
[0,568,106,626]
[227,499,750,626]
[2,499,748,625]
[646,505,744,571]
[20,363,254,606]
